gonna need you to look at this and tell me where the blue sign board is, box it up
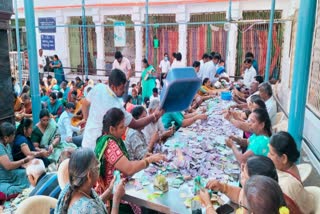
[38,17,56,33]
[0,0,13,14]
[41,35,55,50]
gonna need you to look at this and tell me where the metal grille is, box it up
[68,16,97,74]
[187,12,227,65]
[236,10,283,78]
[143,14,178,68]
[307,18,320,116]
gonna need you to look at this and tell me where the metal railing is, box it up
[273,87,320,162]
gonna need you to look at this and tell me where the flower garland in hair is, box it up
[279,206,290,214]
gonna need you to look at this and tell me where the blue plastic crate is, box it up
[221,91,232,100]
[160,67,201,112]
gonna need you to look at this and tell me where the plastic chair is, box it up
[274,112,285,126]
[272,119,288,132]
[57,158,70,189]
[16,195,57,214]
[305,186,320,213]
[297,163,313,183]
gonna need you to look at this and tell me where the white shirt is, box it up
[201,61,216,83]
[171,60,184,68]
[150,95,160,103]
[38,55,46,74]
[82,83,133,149]
[243,66,257,88]
[112,57,131,75]
[159,59,170,73]
[265,96,277,126]
[57,111,80,142]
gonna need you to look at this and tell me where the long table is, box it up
[124,98,241,213]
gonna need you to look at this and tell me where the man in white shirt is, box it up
[258,82,277,126]
[159,53,171,87]
[150,88,160,103]
[202,55,216,83]
[112,51,132,100]
[171,52,184,68]
[57,102,83,147]
[159,53,170,77]
[81,69,163,149]
[38,49,46,81]
[242,58,257,88]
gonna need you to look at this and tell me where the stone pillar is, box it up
[176,6,189,66]
[56,12,69,70]
[226,1,241,77]
[93,13,105,75]
[132,7,144,73]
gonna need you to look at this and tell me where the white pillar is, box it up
[56,13,69,70]
[176,7,189,66]
[226,24,238,77]
[93,14,105,76]
[132,7,144,73]
[134,23,143,72]
[226,1,241,77]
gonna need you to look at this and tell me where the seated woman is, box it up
[131,88,142,105]
[47,92,64,121]
[0,122,33,199]
[143,99,174,146]
[95,108,166,212]
[198,78,217,96]
[31,109,77,163]
[12,118,51,167]
[200,155,301,214]
[200,175,288,214]
[55,148,125,214]
[123,95,136,113]
[268,131,314,214]
[20,93,33,119]
[162,110,208,130]
[125,106,160,160]
[225,108,272,163]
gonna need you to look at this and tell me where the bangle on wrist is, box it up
[144,158,149,168]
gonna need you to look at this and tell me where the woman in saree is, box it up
[12,118,51,167]
[198,78,219,96]
[268,131,314,214]
[50,54,65,85]
[47,92,64,121]
[0,122,33,199]
[31,109,77,164]
[95,108,166,213]
[141,58,156,102]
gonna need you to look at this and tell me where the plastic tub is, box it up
[160,67,201,112]
[221,91,232,100]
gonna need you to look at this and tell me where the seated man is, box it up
[26,159,60,199]
[258,82,277,126]
[241,58,257,88]
[57,102,83,147]
[149,88,160,102]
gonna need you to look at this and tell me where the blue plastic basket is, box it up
[221,91,232,100]
[160,67,201,112]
